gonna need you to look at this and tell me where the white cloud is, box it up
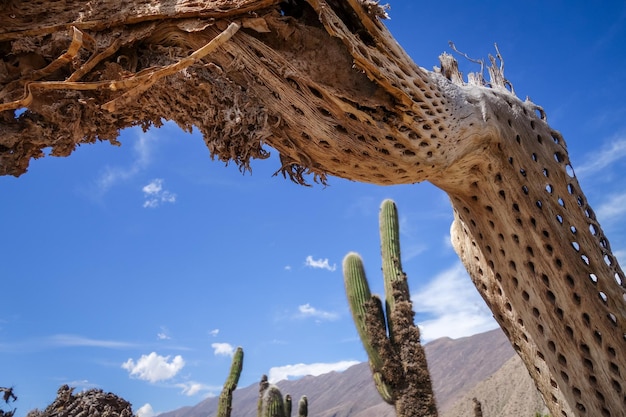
[136,404,156,417]
[575,137,626,177]
[121,352,185,383]
[297,303,339,321]
[411,263,497,342]
[209,329,219,337]
[268,360,359,383]
[211,342,235,357]
[142,178,177,208]
[284,265,292,271]
[304,256,336,272]
[175,382,216,397]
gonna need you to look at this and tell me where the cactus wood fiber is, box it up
[343,199,437,417]
[217,346,244,417]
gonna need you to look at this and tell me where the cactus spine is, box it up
[216,347,244,417]
[343,199,438,417]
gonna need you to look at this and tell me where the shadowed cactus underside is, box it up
[343,199,437,417]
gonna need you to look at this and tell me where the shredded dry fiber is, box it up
[1,1,624,416]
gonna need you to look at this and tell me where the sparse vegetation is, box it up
[0,387,17,417]
[472,398,483,417]
[343,199,437,417]
[215,346,308,417]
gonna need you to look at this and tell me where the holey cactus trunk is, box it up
[2,1,625,416]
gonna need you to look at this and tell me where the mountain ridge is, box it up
[156,328,546,417]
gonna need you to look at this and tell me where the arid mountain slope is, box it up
[156,328,545,417]
[443,354,547,417]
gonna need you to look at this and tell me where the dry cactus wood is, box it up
[1,1,625,416]
[25,385,135,417]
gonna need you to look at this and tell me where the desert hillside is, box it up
[156,328,546,417]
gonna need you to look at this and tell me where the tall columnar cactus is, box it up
[257,376,308,417]
[343,199,438,417]
[217,347,244,417]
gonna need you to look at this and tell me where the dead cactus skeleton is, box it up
[1,1,624,416]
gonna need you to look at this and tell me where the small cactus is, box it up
[217,347,244,417]
[297,396,308,417]
[257,376,307,417]
[261,385,285,417]
[472,398,483,417]
[343,199,438,417]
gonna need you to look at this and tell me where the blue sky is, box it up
[1,1,625,417]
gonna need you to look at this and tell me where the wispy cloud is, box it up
[297,303,339,321]
[575,136,626,178]
[49,334,135,349]
[209,329,219,337]
[268,360,359,383]
[175,381,217,397]
[66,380,100,391]
[157,326,171,340]
[412,263,497,342]
[211,342,235,357]
[595,191,626,224]
[122,352,185,383]
[304,256,336,272]
[95,131,153,194]
[613,249,626,266]
[142,179,176,208]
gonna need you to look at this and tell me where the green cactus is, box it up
[216,347,244,417]
[257,376,308,417]
[213,350,308,417]
[297,396,308,417]
[342,199,438,417]
[284,394,292,417]
[261,385,286,417]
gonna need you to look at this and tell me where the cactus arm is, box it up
[372,372,395,404]
[216,347,244,417]
[342,252,386,371]
[379,199,410,342]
